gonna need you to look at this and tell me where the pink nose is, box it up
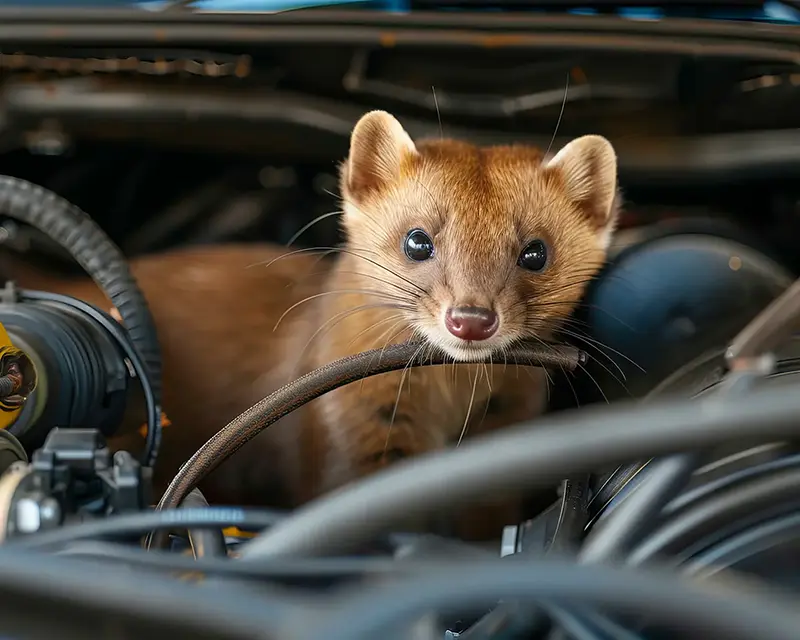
[444,307,499,341]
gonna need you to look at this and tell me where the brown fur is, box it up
[0,111,619,541]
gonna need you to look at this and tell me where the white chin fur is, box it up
[416,325,510,362]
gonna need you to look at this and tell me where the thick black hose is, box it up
[239,380,800,559]
[0,546,289,640]
[626,464,800,566]
[312,559,800,640]
[575,366,764,565]
[0,175,163,462]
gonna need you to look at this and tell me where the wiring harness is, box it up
[1,179,800,639]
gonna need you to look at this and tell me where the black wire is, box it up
[459,477,591,639]
[581,369,763,563]
[54,541,400,581]
[240,381,800,559]
[9,507,283,551]
[627,464,800,566]
[20,289,161,467]
[0,546,290,639]
[580,453,702,563]
[312,559,800,640]
[685,511,800,578]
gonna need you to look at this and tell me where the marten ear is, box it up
[343,110,418,205]
[545,135,619,247]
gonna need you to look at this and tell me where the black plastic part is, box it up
[15,428,150,535]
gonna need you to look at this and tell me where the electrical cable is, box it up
[663,451,800,517]
[19,289,160,466]
[9,507,284,551]
[0,546,291,640]
[239,380,800,559]
[0,548,297,640]
[311,559,800,640]
[580,367,765,563]
[181,487,227,559]
[685,511,800,579]
[54,541,401,581]
[0,175,162,464]
[626,464,800,566]
[151,340,583,548]
[458,477,592,640]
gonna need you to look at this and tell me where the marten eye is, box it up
[404,228,435,262]
[518,239,549,272]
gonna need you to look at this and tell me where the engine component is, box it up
[0,175,162,466]
[0,176,799,640]
[582,229,793,398]
[0,427,148,543]
[0,286,155,459]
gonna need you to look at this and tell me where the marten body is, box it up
[1,111,620,540]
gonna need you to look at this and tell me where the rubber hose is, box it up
[150,341,584,549]
[181,488,227,559]
[0,176,162,451]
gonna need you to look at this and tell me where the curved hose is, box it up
[0,176,162,465]
[151,341,584,548]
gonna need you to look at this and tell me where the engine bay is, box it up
[0,6,797,640]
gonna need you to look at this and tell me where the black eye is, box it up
[518,239,548,272]
[404,228,435,262]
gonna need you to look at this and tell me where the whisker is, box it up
[286,210,344,247]
[579,362,609,404]
[347,314,408,348]
[383,341,427,456]
[432,86,443,139]
[545,71,570,158]
[246,245,338,271]
[274,289,411,331]
[457,365,481,447]
[556,326,644,374]
[290,303,403,376]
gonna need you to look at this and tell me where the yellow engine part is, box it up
[0,321,37,430]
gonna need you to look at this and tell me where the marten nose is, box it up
[444,307,499,341]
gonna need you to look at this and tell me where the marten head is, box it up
[339,110,619,361]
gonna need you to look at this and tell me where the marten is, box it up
[0,110,619,540]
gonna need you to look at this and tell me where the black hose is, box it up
[0,546,290,640]
[311,559,800,640]
[0,175,163,465]
[627,465,800,566]
[238,380,800,559]
[55,542,400,581]
[10,507,283,551]
[459,478,592,640]
[181,488,227,559]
